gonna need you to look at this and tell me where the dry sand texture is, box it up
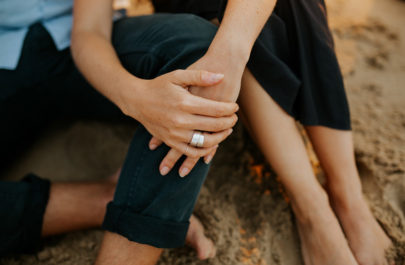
[1,0,405,264]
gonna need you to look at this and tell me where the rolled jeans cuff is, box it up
[102,202,189,248]
[22,174,51,253]
[0,173,50,256]
[101,125,209,249]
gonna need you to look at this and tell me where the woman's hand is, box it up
[150,48,247,177]
[121,69,239,159]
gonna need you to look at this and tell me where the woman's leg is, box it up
[238,69,357,265]
[305,126,391,265]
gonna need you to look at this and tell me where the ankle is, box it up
[92,182,116,226]
[290,187,333,225]
[326,182,366,213]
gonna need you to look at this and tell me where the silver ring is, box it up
[190,131,202,147]
[196,133,204,147]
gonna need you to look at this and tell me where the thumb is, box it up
[149,136,163,150]
[172,70,224,87]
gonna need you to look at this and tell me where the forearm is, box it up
[71,0,144,114]
[208,0,277,62]
[71,31,141,112]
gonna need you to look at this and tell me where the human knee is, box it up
[153,14,217,67]
[112,14,217,77]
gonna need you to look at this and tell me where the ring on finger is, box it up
[190,131,202,147]
[196,133,204,148]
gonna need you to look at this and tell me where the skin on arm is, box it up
[71,0,239,159]
[155,0,277,176]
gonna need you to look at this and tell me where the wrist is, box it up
[208,40,250,67]
[115,73,145,118]
[208,31,252,65]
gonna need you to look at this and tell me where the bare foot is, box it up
[293,196,358,265]
[108,169,215,260]
[331,197,392,265]
[186,215,216,260]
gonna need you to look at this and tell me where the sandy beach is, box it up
[1,0,405,264]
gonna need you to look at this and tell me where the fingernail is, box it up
[203,72,224,83]
[179,167,189,178]
[205,155,213,164]
[210,73,224,82]
[228,128,233,135]
[160,166,170,176]
[149,143,157,150]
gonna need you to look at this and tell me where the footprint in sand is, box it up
[384,178,405,227]
[333,19,399,71]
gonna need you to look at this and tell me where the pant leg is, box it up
[0,24,63,256]
[0,174,50,256]
[0,13,218,254]
[57,14,218,246]
[0,15,216,254]
[101,14,218,248]
[0,22,124,255]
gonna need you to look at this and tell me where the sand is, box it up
[1,0,405,264]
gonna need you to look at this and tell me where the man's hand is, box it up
[151,48,247,177]
[121,69,239,159]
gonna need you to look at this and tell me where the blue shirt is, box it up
[0,0,73,70]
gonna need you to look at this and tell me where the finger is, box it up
[181,94,239,117]
[178,156,199,178]
[185,114,238,132]
[198,129,233,148]
[169,128,233,149]
[181,143,218,159]
[159,148,183,176]
[204,147,218,164]
[171,70,224,87]
[159,144,217,176]
[149,136,163,150]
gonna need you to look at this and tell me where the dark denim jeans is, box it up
[0,14,217,255]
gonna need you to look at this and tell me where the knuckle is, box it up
[212,123,221,132]
[164,156,175,166]
[200,149,210,157]
[231,115,238,126]
[179,98,192,110]
[165,139,176,149]
[167,127,176,138]
[207,135,218,147]
[172,69,182,78]
[184,158,196,167]
[188,150,199,159]
[203,137,211,147]
[198,70,206,82]
[175,116,186,127]
[214,107,223,117]
[217,120,226,131]
[171,115,183,127]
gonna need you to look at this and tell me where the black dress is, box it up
[152,0,351,130]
